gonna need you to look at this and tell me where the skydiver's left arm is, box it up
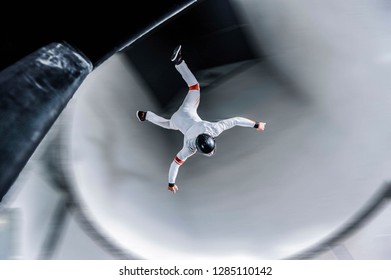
[215,117,266,135]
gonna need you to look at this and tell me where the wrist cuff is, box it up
[254,122,259,129]
[168,183,175,187]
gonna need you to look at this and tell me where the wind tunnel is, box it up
[3,0,391,260]
[57,0,391,259]
[0,0,197,202]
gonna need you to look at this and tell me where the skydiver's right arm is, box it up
[167,147,196,193]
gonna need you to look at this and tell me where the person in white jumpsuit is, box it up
[137,45,266,193]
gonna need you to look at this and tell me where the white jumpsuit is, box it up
[145,60,257,185]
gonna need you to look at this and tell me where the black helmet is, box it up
[195,134,216,156]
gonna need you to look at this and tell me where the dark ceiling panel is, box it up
[124,0,260,108]
[0,0,196,71]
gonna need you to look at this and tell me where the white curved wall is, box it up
[5,0,391,260]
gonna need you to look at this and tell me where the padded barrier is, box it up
[0,42,92,202]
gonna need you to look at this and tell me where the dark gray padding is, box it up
[0,42,92,201]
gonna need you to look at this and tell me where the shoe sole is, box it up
[136,111,145,122]
[171,45,181,62]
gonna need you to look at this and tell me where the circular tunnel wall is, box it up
[62,0,391,259]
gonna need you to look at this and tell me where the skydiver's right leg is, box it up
[137,110,176,130]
